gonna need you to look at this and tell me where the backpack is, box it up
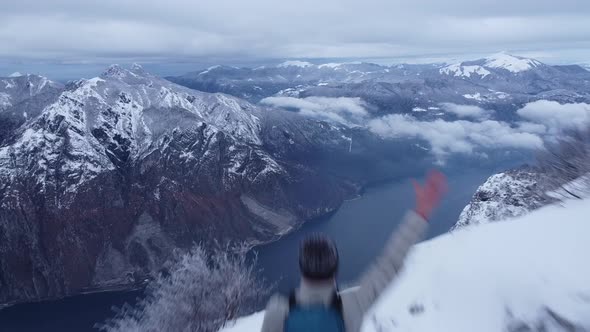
[284,290,345,332]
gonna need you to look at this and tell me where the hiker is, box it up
[260,170,448,332]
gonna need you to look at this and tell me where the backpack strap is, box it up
[287,289,343,314]
[288,290,297,310]
[331,290,343,315]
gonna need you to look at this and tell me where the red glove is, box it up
[412,170,448,221]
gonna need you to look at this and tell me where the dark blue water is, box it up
[251,168,494,294]
[0,167,503,332]
[0,290,142,332]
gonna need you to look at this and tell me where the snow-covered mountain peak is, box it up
[129,63,152,76]
[98,64,160,85]
[439,53,545,78]
[130,63,145,73]
[102,64,126,78]
[101,64,131,79]
[8,72,23,78]
[483,53,542,73]
[277,60,314,68]
[84,66,264,145]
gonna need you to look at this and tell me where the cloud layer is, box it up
[517,100,590,133]
[0,0,589,63]
[441,103,492,120]
[368,115,544,157]
[260,96,368,125]
[268,95,590,162]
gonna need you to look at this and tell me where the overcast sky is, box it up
[1,0,590,79]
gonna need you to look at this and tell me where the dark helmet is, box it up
[299,233,339,280]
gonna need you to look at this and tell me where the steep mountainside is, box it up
[0,65,413,306]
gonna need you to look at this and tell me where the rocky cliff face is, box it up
[452,166,553,230]
[0,65,373,305]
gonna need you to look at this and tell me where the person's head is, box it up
[299,233,339,283]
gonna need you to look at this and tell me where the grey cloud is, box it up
[516,122,548,135]
[262,96,588,163]
[440,103,492,120]
[517,101,590,134]
[366,101,590,162]
[1,0,589,63]
[260,96,368,126]
[367,115,544,162]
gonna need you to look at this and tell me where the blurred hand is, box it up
[412,170,448,220]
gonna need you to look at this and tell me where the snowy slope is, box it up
[439,53,543,79]
[484,53,542,73]
[221,197,590,332]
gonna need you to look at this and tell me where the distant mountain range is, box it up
[168,53,590,121]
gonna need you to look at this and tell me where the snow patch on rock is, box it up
[198,65,222,75]
[318,63,343,69]
[277,61,313,68]
[453,167,551,230]
[463,93,483,101]
[440,64,491,78]
[0,92,10,109]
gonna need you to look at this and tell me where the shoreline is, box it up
[245,176,405,252]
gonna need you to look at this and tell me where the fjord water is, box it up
[251,167,496,294]
[0,167,502,332]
